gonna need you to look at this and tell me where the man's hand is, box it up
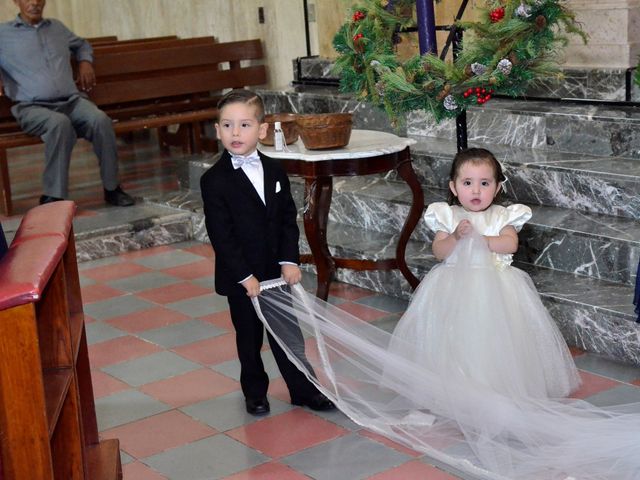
[281,264,302,285]
[77,61,96,92]
[242,276,261,298]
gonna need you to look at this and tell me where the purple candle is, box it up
[416,0,438,55]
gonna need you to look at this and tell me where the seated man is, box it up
[0,0,133,207]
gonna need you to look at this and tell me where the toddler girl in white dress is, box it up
[389,147,581,399]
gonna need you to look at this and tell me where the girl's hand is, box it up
[453,219,473,240]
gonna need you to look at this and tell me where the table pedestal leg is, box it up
[396,158,424,289]
[303,176,334,300]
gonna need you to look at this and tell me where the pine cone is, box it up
[464,65,474,78]
[436,84,451,101]
[535,15,547,31]
[509,52,519,65]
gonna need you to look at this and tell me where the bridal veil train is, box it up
[251,235,640,480]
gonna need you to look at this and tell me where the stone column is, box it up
[562,0,640,68]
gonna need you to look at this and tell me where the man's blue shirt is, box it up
[0,15,93,102]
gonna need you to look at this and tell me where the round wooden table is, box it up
[261,130,424,300]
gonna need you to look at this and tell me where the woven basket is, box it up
[259,113,299,146]
[296,113,353,149]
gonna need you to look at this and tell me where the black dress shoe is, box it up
[104,185,135,207]
[245,397,270,416]
[39,195,65,205]
[291,393,336,411]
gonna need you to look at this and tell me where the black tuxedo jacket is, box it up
[200,150,300,296]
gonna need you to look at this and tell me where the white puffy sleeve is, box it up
[503,204,532,232]
[423,202,455,234]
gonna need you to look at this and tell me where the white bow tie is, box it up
[231,152,261,170]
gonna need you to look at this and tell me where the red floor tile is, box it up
[172,333,238,366]
[572,370,621,399]
[369,460,460,479]
[122,462,168,480]
[90,370,130,399]
[329,282,375,301]
[81,283,125,304]
[102,410,216,459]
[182,243,215,258]
[224,461,309,480]
[162,258,214,280]
[227,409,348,458]
[136,281,212,304]
[139,368,240,407]
[337,302,389,322]
[569,346,586,358]
[117,244,176,260]
[632,378,640,387]
[106,306,190,333]
[88,335,162,369]
[200,310,234,332]
[81,262,152,282]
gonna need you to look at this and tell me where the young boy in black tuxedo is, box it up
[200,89,335,415]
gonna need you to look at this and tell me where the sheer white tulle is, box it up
[252,234,640,480]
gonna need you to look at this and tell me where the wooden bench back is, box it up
[90,35,178,48]
[91,36,213,54]
[0,38,265,127]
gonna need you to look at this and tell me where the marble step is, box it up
[408,138,640,220]
[259,88,640,158]
[289,177,640,287]
[293,57,640,102]
[183,138,640,221]
[295,220,640,366]
[2,202,195,263]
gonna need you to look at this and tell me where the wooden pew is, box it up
[0,38,266,215]
[0,201,122,480]
[90,35,179,48]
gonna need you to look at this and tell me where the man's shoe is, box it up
[39,195,64,205]
[245,397,270,416]
[104,186,135,207]
[291,393,336,411]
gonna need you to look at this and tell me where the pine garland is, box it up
[333,0,587,123]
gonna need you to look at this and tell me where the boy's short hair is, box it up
[217,89,265,122]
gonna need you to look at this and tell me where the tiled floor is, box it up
[78,242,640,480]
[4,135,640,479]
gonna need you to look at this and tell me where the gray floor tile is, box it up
[166,292,228,317]
[86,322,127,345]
[102,351,201,387]
[79,275,96,287]
[106,271,182,293]
[95,390,170,430]
[573,354,640,383]
[190,275,215,290]
[180,390,292,432]
[133,250,205,269]
[120,451,135,465]
[212,350,281,383]
[78,255,124,270]
[144,435,268,480]
[356,294,409,314]
[282,433,411,480]
[84,294,155,321]
[370,314,402,334]
[137,319,225,348]
[585,384,640,408]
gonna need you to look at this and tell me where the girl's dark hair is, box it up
[447,148,506,205]
[216,89,265,122]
